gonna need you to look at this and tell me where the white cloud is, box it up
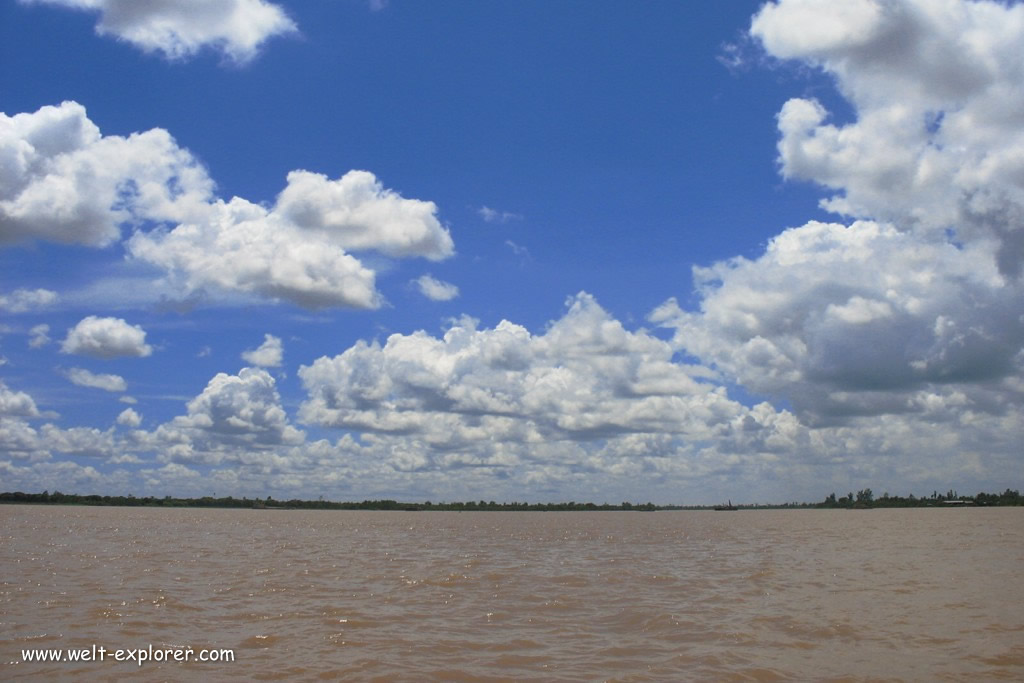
[0,382,41,418]
[3,103,454,310]
[153,367,304,464]
[504,240,531,259]
[645,0,1024,430]
[0,420,48,461]
[116,408,142,427]
[65,367,127,392]
[478,206,522,223]
[28,324,50,349]
[0,298,761,498]
[752,0,1024,277]
[127,196,380,309]
[40,423,116,458]
[0,288,58,313]
[241,334,283,368]
[414,274,459,301]
[119,395,138,404]
[22,0,297,63]
[276,170,454,260]
[1,415,129,464]
[61,316,153,359]
[651,219,1024,424]
[752,0,884,60]
[128,170,453,309]
[2,299,831,501]
[0,460,106,489]
[0,101,214,247]
[299,293,747,453]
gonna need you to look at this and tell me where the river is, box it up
[2,505,1021,680]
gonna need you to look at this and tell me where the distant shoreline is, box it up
[2,489,1021,510]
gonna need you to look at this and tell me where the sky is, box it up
[1,0,1022,505]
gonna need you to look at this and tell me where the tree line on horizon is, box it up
[0,488,1021,510]
[815,488,1024,508]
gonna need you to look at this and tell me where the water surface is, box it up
[2,506,1021,680]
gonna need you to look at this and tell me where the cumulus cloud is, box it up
[28,324,51,349]
[154,367,304,463]
[0,101,213,247]
[647,0,1024,428]
[0,382,41,418]
[275,170,454,260]
[22,0,297,63]
[0,299,823,500]
[127,196,380,309]
[163,294,867,500]
[40,423,116,458]
[413,274,459,301]
[299,293,749,454]
[116,407,142,427]
[2,289,1018,501]
[0,422,43,461]
[2,103,453,310]
[128,170,453,309]
[241,334,283,368]
[65,367,127,392]
[61,316,153,358]
[0,288,58,312]
[752,0,1024,277]
[652,220,1024,423]
[0,384,49,462]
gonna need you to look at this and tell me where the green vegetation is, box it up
[0,491,663,511]
[814,488,1023,508]
[0,488,1021,510]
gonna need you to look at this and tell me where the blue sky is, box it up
[1,0,1022,504]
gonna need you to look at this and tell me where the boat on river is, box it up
[714,500,737,511]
